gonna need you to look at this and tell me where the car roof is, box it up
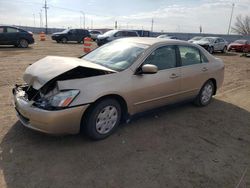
[204,37,220,39]
[116,37,190,46]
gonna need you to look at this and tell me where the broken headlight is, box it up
[35,90,80,110]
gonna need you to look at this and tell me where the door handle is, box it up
[202,67,208,72]
[170,73,179,79]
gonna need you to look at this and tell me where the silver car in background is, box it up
[188,36,203,43]
[193,37,228,54]
[89,30,102,40]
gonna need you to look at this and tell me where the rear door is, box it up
[218,38,225,50]
[213,39,220,51]
[131,45,181,113]
[178,45,210,100]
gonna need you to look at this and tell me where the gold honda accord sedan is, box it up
[13,37,224,140]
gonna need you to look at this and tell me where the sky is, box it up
[0,0,250,34]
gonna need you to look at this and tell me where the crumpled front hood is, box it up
[23,56,116,90]
[193,41,210,45]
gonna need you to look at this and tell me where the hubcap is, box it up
[20,40,28,47]
[96,105,118,134]
[201,84,213,104]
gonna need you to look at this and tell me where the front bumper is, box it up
[97,38,108,46]
[13,86,89,135]
[199,44,210,51]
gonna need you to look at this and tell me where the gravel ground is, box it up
[0,35,249,188]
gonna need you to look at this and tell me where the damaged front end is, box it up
[14,65,114,111]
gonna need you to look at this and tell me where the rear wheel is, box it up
[18,39,29,48]
[194,80,215,106]
[222,46,227,53]
[83,99,121,140]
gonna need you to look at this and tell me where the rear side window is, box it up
[7,27,19,33]
[143,46,176,70]
[200,52,208,63]
[128,32,137,36]
[219,38,224,42]
[179,46,201,66]
[0,27,4,33]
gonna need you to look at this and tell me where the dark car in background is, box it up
[51,29,90,43]
[0,26,34,48]
[97,30,139,46]
[228,40,250,53]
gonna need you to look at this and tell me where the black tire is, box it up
[194,80,215,107]
[61,37,68,43]
[77,38,84,44]
[83,98,122,140]
[221,46,227,53]
[208,46,214,54]
[56,40,60,43]
[18,39,29,48]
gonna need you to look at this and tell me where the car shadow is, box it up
[53,41,83,45]
[0,99,250,187]
[214,52,238,56]
[0,46,33,51]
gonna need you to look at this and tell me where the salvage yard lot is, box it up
[0,35,250,188]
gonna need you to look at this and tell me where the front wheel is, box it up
[61,37,68,43]
[194,81,215,106]
[208,46,214,54]
[83,99,121,140]
[18,39,29,48]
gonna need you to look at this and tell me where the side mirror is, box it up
[141,64,158,74]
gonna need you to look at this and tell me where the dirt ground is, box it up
[0,35,249,188]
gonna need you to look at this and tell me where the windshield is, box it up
[82,41,149,71]
[157,35,168,38]
[200,37,214,43]
[62,29,70,33]
[102,30,118,37]
[234,40,246,44]
[192,37,203,41]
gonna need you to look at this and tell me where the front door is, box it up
[130,45,181,114]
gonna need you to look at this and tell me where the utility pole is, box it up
[227,3,235,35]
[80,16,82,28]
[80,11,85,29]
[151,18,154,32]
[43,0,49,34]
[39,9,43,28]
[115,21,117,29]
[33,13,36,27]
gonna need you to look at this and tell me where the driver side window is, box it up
[143,46,177,70]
